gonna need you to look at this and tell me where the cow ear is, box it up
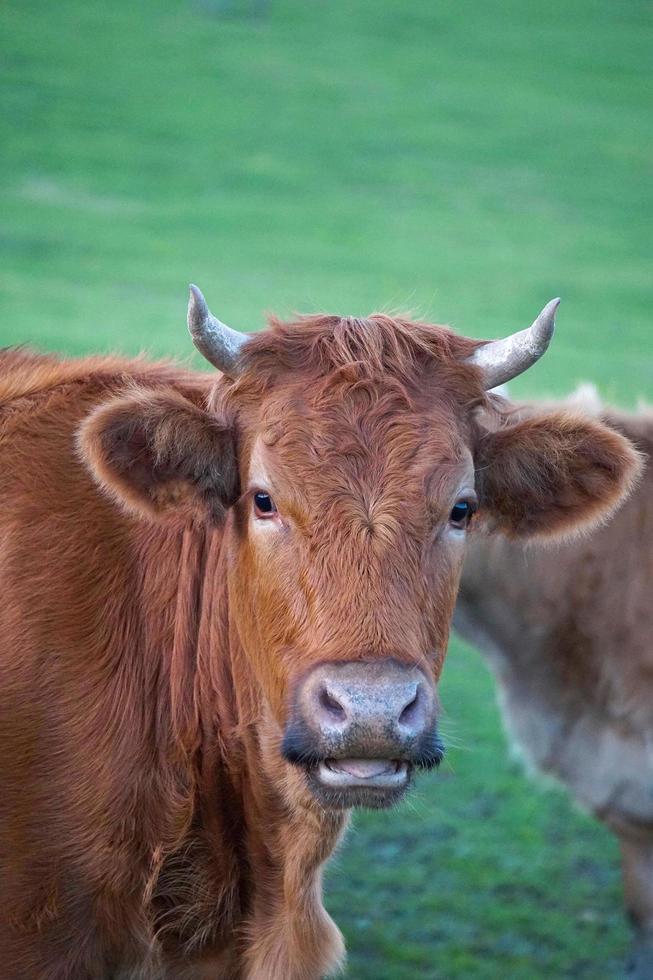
[475,410,642,540]
[78,388,239,522]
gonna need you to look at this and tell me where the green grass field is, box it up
[2,0,651,976]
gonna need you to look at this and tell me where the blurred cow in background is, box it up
[455,389,653,979]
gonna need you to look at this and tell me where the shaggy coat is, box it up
[0,316,641,979]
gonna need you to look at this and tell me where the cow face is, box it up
[80,295,641,810]
[220,368,478,807]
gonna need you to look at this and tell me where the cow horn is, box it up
[187,284,247,374]
[466,298,560,389]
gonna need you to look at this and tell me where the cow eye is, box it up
[253,491,277,518]
[449,499,476,529]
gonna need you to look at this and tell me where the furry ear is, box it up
[475,410,643,540]
[78,388,238,522]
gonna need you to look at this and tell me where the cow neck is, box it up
[173,518,344,828]
[142,517,347,958]
[184,518,259,793]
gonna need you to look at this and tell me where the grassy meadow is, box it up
[2,0,651,976]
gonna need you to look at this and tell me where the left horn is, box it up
[465,298,560,389]
[187,284,247,375]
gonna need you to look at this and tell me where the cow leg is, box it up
[619,834,653,979]
[242,810,347,980]
[243,888,344,980]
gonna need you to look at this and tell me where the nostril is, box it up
[398,685,425,730]
[318,686,347,723]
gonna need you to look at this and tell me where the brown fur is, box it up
[0,314,640,979]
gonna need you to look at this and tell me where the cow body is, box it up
[0,302,639,979]
[455,404,653,978]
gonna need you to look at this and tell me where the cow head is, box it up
[80,287,641,809]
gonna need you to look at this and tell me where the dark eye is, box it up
[449,499,475,529]
[253,491,277,518]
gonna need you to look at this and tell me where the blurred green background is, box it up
[2,0,651,976]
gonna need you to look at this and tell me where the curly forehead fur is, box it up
[212,313,488,415]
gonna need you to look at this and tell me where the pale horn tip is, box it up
[531,297,561,353]
[465,296,562,389]
[187,283,209,334]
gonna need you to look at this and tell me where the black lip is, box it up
[282,719,445,772]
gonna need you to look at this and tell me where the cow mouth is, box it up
[305,757,412,809]
[318,758,409,788]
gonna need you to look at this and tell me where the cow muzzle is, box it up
[282,660,443,809]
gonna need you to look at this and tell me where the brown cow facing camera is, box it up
[0,290,640,979]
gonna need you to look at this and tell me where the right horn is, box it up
[187,283,247,375]
[465,298,560,389]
